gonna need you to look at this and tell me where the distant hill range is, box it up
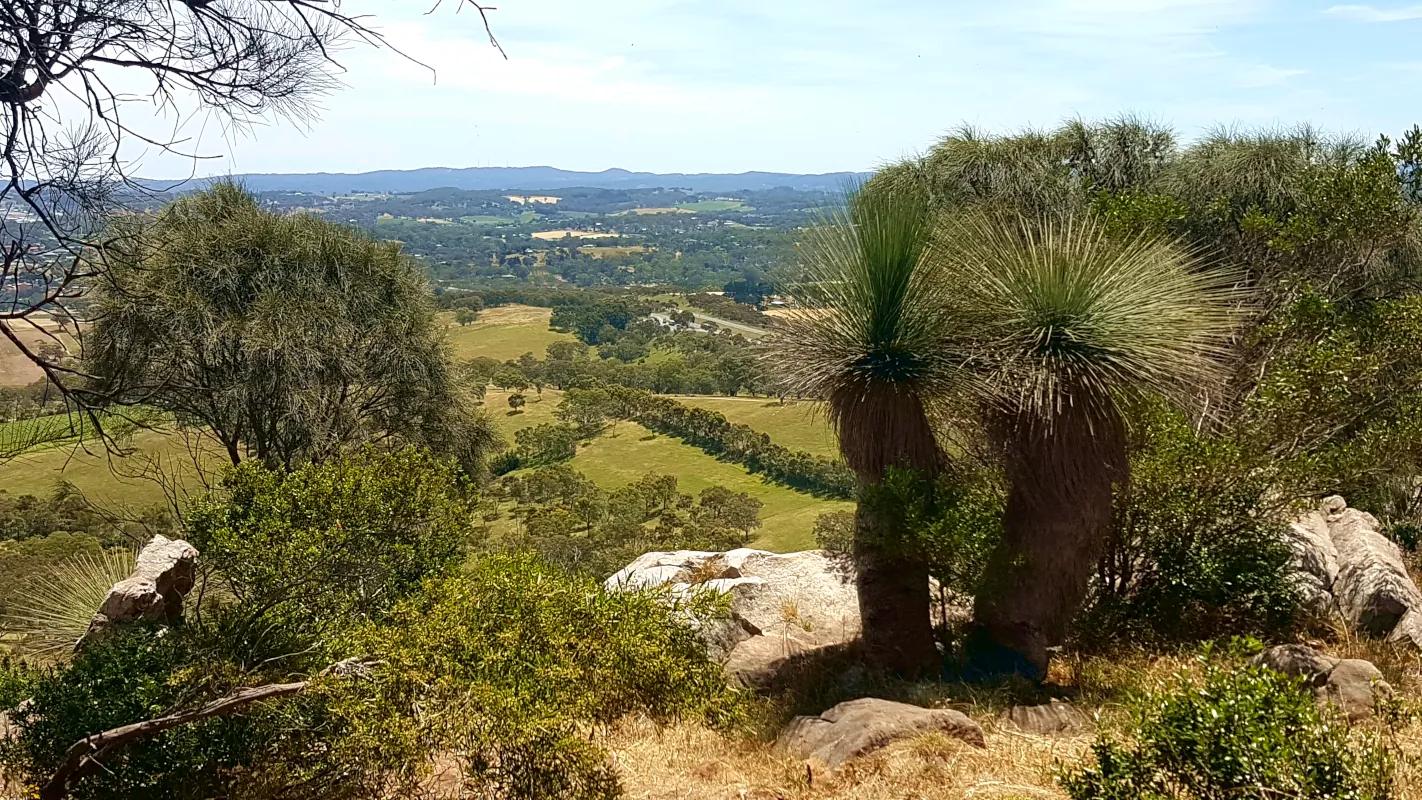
[146,167,873,195]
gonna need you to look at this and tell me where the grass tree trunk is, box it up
[838,388,942,677]
[854,504,937,675]
[969,405,1126,681]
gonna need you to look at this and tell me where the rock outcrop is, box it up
[77,535,199,651]
[1285,496,1422,647]
[1252,644,1394,722]
[606,549,861,687]
[776,698,985,768]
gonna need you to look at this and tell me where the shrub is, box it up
[1060,662,1394,799]
[185,448,477,646]
[1076,407,1302,649]
[1,546,135,658]
[816,467,1004,604]
[329,555,743,799]
[0,454,737,800]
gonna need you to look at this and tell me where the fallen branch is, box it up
[39,659,378,800]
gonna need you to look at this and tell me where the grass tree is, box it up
[936,214,1238,679]
[774,185,963,675]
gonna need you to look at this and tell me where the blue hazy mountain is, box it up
[147,166,872,194]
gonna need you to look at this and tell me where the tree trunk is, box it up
[969,406,1126,681]
[831,385,943,676]
[855,501,937,675]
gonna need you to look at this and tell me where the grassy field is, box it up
[675,199,749,212]
[485,388,843,551]
[579,245,648,259]
[443,305,575,362]
[681,396,836,458]
[0,318,79,387]
[0,428,225,510]
[485,389,562,437]
[566,421,846,552]
[531,229,618,240]
[614,207,692,216]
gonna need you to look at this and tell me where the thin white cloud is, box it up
[1235,64,1308,88]
[1324,4,1422,22]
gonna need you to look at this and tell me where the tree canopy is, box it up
[85,183,498,474]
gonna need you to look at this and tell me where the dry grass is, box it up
[608,641,1422,800]
[609,717,1084,800]
[0,317,79,387]
[581,245,649,258]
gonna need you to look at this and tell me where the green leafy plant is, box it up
[1077,406,1301,649]
[1061,662,1394,799]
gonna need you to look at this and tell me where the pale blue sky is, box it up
[153,0,1422,176]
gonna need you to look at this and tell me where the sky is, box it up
[132,0,1422,177]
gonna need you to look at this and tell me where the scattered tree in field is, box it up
[512,423,579,467]
[85,184,499,475]
[693,486,763,543]
[557,388,613,436]
[456,308,479,326]
[493,366,531,393]
[508,393,527,414]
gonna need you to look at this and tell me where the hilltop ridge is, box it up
[146,166,873,195]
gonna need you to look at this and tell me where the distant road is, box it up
[689,312,768,338]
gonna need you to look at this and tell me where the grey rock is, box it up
[1252,644,1394,722]
[1329,507,1420,637]
[1283,512,1341,616]
[722,633,821,689]
[1281,496,1422,645]
[1251,644,1340,688]
[1006,701,1087,736]
[78,535,198,651]
[777,698,985,768]
[606,548,861,661]
[1320,659,1395,722]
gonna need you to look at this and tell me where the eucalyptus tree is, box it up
[0,0,502,436]
[935,214,1238,678]
[774,184,961,674]
[85,183,499,475]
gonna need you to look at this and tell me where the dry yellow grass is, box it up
[581,245,649,258]
[606,641,1422,800]
[610,717,1083,800]
[0,317,78,386]
[620,207,694,215]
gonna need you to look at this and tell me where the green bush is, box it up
[816,466,1004,607]
[1061,662,1394,800]
[0,452,738,800]
[185,447,478,647]
[324,555,741,799]
[1076,408,1301,649]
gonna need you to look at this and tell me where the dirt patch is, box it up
[471,304,554,327]
[531,229,618,240]
[0,318,74,387]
